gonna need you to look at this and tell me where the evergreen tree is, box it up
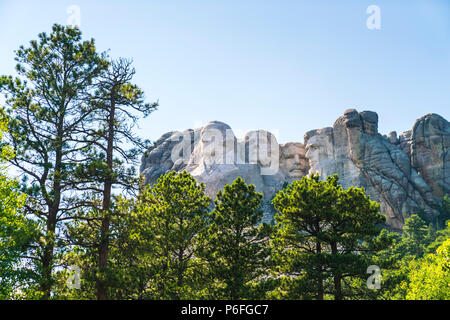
[437,194,450,229]
[55,171,209,299]
[401,214,432,258]
[0,24,107,298]
[53,197,140,300]
[427,221,450,254]
[271,174,385,300]
[371,214,442,300]
[197,177,271,299]
[357,228,405,300]
[66,58,157,299]
[122,171,210,299]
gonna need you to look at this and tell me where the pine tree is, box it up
[271,174,385,300]
[402,214,432,258]
[66,58,157,299]
[372,214,440,300]
[427,221,450,254]
[197,177,271,299]
[437,194,450,229]
[0,24,107,298]
[119,171,210,299]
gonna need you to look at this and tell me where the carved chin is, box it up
[288,169,304,177]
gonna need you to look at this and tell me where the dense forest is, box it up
[0,24,449,300]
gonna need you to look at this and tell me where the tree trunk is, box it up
[174,247,185,300]
[97,93,116,300]
[40,213,56,299]
[331,241,342,300]
[315,219,324,300]
[316,240,324,300]
[40,131,63,299]
[97,214,110,300]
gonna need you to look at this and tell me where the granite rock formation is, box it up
[140,110,449,229]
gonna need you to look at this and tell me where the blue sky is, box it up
[0,0,449,143]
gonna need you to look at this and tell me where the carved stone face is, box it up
[280,143,307,178]
[305,129,334,177]
[199,121,235,165]
[245,130,278,167]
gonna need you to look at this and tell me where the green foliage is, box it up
[197,177,271,299]
[374,214,449,300]
[0,23,108,298]
[0,173,34,298]
[427,221,450,254]
[66,57,157,299]
[128,171,210,299]
[401,214,433,258]
[406,239,450,300]
[358,229,404,300]
[1,23,449,301]
[73,58,158,192]
[54,171,211,299]
[119,171,210,299]
[270,174,385,300]
[437,194,450,229]
[0,116,38,299]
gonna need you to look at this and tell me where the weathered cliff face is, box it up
[406,114,449,199]
[304,109,445,229]
[140,110,449,230]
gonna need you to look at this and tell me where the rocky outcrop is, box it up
[408,114,448,198]
[141,110,449,230]
[304,109,444,229]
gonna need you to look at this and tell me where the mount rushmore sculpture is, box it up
[140,109,449,230]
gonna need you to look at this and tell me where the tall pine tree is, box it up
[197,177,271,299]
[66,58,157,299]
[271,174,385,300]
[0,24,107,298]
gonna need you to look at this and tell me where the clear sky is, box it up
[0,0,449,143]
